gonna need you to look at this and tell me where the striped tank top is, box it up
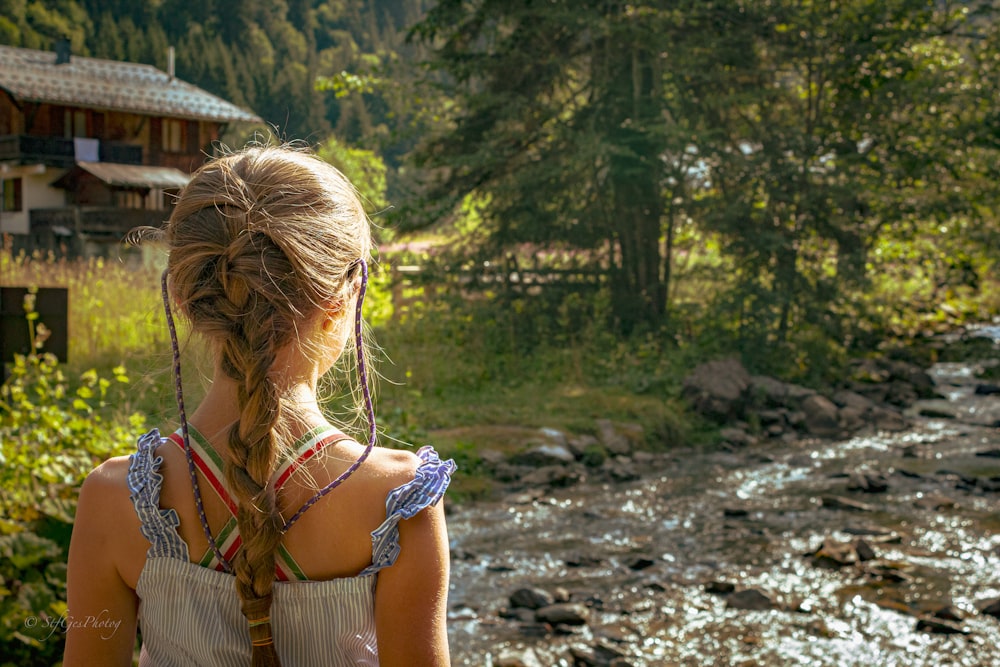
[127,427,455,666]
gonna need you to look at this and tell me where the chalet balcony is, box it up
[0,135,142,167]
[30,206,167,239]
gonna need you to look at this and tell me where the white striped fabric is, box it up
[136,558,378,666]
[126,429,456,666]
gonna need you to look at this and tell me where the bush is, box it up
[0,293,143,665]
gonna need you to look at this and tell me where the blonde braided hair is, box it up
[158,146,371,666]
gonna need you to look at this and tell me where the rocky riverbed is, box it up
[443,331,1000,666]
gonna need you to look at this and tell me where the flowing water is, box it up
[445,333,1000,666]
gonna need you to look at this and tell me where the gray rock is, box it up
[510,587,555,610]
[705,580,736,594]
[720,427,756,447]
[784,382,819,405]
[511,444,576,466]
[847,472,889,493]
[915,617,968,635]
[567,434,600,459]
[497,648,544,667]
[919,406,957,419]
[596,419,632,456]
[802,395,841,438]
[886,380,918,406]
[833,390,877,410]
[535,602,590,626]
[538,426,568,446]
[749,375,790,407]
[838,406,867,432]
[726,588,777,611]
[869,406,908,432]
[810,537,857,568]
[682,358,752,421]
[520,464,581,488]
[853,538,877,562]
[601,456,639,482]
[977,597,1000,618]
[757,408,787,425]
[888,360,936,397]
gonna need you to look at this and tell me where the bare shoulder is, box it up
[79,455,133,504]
[361,445,425,487]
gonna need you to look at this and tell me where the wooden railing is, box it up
[388,262,606,319]
[0,135,142,166]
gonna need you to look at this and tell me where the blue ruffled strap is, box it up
[360,446,456,576]
[127,429,189,561]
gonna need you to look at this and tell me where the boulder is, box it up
[535,603,590,626]
[510,587,555,610]
[601,456,639,482]
[511,444,576,466]
[869,406,908,432]
[886,380,919,406]
[705,580,736,594]
[853,538,877,562]
[838,406,867,432]
[682,358,752,421]
[726,588,777,611]
[567,434,600,459]
[847,472,889,493]
[810,537,858,568]
[520,465,581,488]
[748,375,790,407]
[596,419,632,456]
[887,360,936,397]
[977,597,1000,619]
[915,617,968,635]
[919,406,957,419]
[720,427,756,448]
[802,395,841,438]
[784,382,819,405]
[832,390,877,411]
[497,648,544,667]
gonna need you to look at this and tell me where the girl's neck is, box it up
[188,373,328,451]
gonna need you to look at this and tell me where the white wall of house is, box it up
[0,166,67,235]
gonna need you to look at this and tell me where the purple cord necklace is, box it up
[161,258,376,569]
[162,269,230,570]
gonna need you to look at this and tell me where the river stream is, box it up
[444,331,1000,667]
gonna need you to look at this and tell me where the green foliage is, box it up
[316,135,389,213]
[0,297,143,664]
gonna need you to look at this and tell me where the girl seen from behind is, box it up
[63,146,455,666]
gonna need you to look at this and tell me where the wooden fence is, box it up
[388,262,606,320]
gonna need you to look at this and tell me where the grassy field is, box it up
[1,245,687,486]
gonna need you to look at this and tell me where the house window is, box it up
[114,189,145,209]
[1,178,22,212]
[162,119,185,153]
[64,109,88,138]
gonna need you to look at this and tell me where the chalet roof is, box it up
[0,45,262,124]
[53,162,192,190]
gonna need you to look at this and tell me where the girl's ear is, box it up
[321,298,346,331]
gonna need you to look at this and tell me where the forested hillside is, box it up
[0,0,429,153]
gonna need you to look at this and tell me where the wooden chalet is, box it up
[0,41,261,257]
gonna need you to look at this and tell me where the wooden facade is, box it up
[0,44,261,257]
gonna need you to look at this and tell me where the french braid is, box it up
[144,146,372,666]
